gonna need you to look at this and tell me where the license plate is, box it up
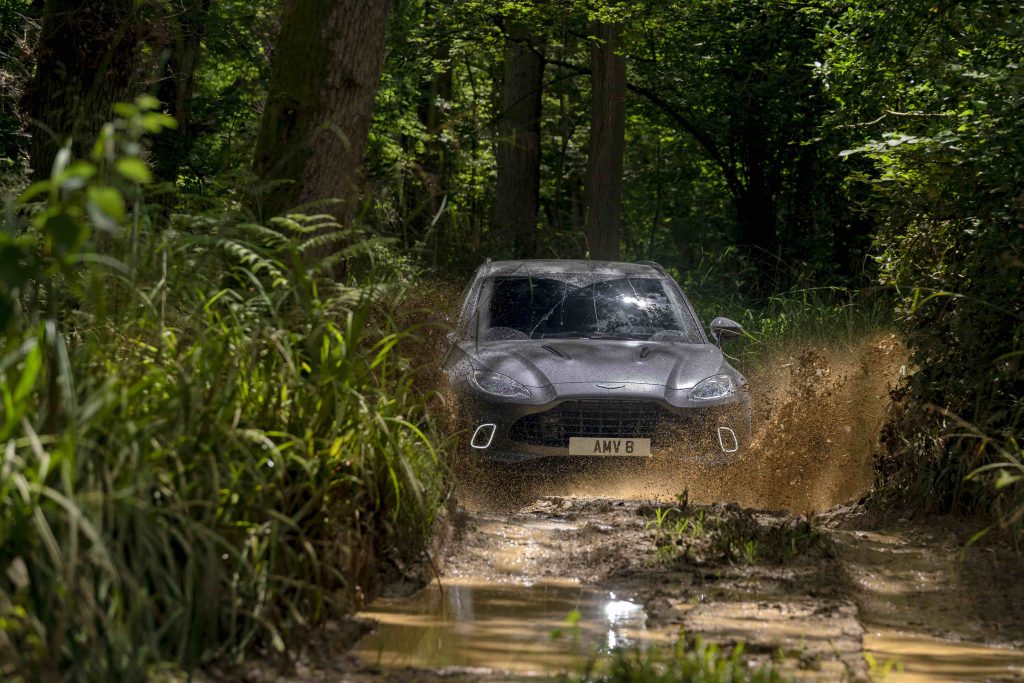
[568,437,651,457]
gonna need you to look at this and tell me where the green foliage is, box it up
[575,636,791,683]
[863,651,903,680]
[826,1,1024,532]
[0,0,34,170]
[0,104,446,679]
[176,0,279,192]
[675,253,893,367]
[618,0,872,287]
[359,0,877,286]
[645,505,831,567]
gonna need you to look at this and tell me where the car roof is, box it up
[477,259,666,278]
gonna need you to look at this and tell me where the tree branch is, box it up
[543,55,743,197]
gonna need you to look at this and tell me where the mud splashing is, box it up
[708,333,906,514]
[352,579,659,675]
[458,333,907,515]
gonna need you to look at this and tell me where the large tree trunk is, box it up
[151,0,214,191]
[492,24,544,257]
[24,0,141,180]
[253,0,391,221]
[584,21,626,261]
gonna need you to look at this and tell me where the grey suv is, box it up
[444,259,751,463]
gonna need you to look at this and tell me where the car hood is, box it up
[459,339,725,389]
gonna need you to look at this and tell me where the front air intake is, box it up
[471,423,497,449]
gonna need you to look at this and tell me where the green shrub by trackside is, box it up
[0,99,447,679]
[574,637,791,683]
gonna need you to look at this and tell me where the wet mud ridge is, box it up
[345,497,866,680]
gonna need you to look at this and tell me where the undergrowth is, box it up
[0,100,448,679]
[670,251,892,364]
[574,637,791,683]
[646,502,832,566]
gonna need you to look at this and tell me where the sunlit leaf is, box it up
[115,157,152,184]
[87,186,126,223]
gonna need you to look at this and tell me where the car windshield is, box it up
[470,275,702,342]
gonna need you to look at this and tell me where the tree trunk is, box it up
[414,8,452,252]
[24,0,141,180]
[253,0,391,221]
[584,21,626,261]
[736,182,778,289]
[151,0,213,192]
[735,109,780,292]
[492,24,544,257]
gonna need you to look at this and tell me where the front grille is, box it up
[509,399,664,447]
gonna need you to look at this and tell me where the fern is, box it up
[217,239,288,287]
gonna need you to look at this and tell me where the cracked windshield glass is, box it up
[476,275,702,341]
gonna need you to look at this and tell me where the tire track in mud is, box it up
[826,514,1024,683]
[341,496,1024,682]
[342,494,867,681]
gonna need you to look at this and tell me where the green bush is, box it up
[576,637,790,683]
[825,3,1024,533]
[0,100,447,679]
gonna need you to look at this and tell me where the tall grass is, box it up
[0,101,447,679]
[669,253,893,366]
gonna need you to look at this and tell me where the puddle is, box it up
[352,578,666,676]
[864,629,1024,682]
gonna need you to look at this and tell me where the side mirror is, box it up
[709,317,744,345]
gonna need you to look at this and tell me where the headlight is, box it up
[688,374,735,400]
[472,371,532,398]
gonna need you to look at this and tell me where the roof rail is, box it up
[634,260,667,274]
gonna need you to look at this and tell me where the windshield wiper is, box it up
[537,331,642,340]
[588,332,643,340]
[537,332,582,339]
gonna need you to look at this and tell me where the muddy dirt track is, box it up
[281,335,1024,682]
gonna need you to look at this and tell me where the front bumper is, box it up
[457,382,751,464]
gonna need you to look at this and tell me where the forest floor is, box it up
[253,334,1024,682]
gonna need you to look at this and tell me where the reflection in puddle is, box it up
[353,579,664,675]
[864,629,1024,682]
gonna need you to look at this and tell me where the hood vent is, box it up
[541,344,569,359]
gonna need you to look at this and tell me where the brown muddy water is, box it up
[352,579,662,675]
[345,335,1024,681]
[864,631,1024,682]
[351,506,667,677]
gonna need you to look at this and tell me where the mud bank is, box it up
[340,499,1024,682]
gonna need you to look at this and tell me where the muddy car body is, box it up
[444,259,751,463]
